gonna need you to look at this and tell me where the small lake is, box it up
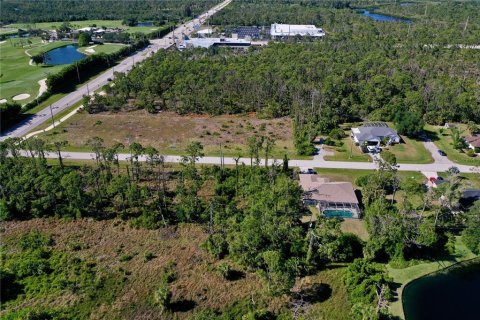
[43,45,86,65]
[137,21,154,27]
[403,259,480,320]
[360,10,412,23]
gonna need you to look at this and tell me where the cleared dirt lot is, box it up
[40,110,303,158]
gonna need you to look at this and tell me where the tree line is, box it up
[1,0,220,24]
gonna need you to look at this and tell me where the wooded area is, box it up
[1,0,220,24]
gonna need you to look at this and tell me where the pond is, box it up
[403,259,480,320]
[137,21,154,27]
[360,10,412,23]
[43,45,86,65]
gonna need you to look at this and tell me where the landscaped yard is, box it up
[322,134,372,162]
[37,110,310,159]
[340,220,369,241]
[321,126,433,164]
[0,37,65,104]
[425,124,480,166]
[384,135,433,164]
[5,20,170,35]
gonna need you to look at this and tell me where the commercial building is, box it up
[178,37,251,50]
[270,23,325,39]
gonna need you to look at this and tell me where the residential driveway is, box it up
[313,145,334,161]
[423,140,454,165]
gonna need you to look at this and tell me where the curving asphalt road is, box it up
[0,0,233,141]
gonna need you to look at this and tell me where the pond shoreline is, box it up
[398,256,480,320]
[402,257,480,320]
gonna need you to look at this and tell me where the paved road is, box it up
[0,0,233,141]
[40,151,478,173]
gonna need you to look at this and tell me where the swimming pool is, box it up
[323,210,354,218]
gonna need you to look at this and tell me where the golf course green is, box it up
[0,37,126,105]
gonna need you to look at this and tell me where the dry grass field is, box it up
[2,219,353,319]
[1,220,264,319]
[39,110,306,159]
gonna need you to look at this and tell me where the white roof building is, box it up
[77,27,94,32]
[197,28,213,35]
[270,23,325,38]
[179,37,251,50]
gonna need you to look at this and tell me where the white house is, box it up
[351,122,400,149]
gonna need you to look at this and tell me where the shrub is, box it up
[153,281,172,312]
[329,128,345,140]
[119,253,134,262]
[217,262,232,280]
[161,262,176,283]
[466,149,476,157]
[144,252,155,262]
[203,233,228,259]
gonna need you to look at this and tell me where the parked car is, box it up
[300,168,317,174]
[438,150,446,156]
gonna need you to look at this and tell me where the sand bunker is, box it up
[0,41,6,45]
[12,93,31,101]
[0,99,7,104]
[85,45,97,54]
[37,79,47,97]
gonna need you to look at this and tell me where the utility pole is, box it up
[75,61,81,83]
[86,83,90,96]
[209,201,214,234]
[49,105,55,128]
[463,16,469,34]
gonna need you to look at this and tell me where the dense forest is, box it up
[0,0,220,24]
[1,137,478,318]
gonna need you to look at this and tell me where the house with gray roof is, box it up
[351,122,400,150]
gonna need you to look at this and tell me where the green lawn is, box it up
[304,265,352,320]
[26,40,73,56]
[0,27,17,35]
[425,124,480,166]
[6,20,168,35]
[314,168,374,187]
[387,237,477,319]
[0,37,65,104]
[437,172,480,189]
[323,134,372,162]
[385,135,433,164]
[78,43,126,55]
